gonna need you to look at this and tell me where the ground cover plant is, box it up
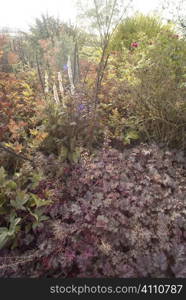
[0,143,186,277]
[0,1,186,278]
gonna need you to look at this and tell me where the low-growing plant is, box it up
[3,143,185,278]
[54,143,186,277]
[98,103,140,150]
[0,165,52,250]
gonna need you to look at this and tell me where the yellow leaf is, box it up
[29,129,38,136]
[4,143,14,150]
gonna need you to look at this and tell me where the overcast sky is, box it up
[0,0,161,31]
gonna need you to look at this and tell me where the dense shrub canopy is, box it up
[111,14,171,50]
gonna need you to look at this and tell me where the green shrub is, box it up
[0,165,52,250]
[111,14,171,50]
[106,15,186,150]
[130,31,186,149]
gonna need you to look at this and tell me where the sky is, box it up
[0,0,162,31]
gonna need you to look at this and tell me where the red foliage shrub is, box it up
[0,72,45,145]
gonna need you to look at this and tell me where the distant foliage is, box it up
[130,30,186,149]
[111,14,170,50]
[0,35,19,72]
[102,15,186,150]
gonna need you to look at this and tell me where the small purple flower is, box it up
[63,64,68,71]
[78,104,85,111]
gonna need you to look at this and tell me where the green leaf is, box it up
[6,180,17,190]
[28,208,39,222]
[0,227,9,234]
[30,194,52,208]
[0,195,6,208]
[8,217,21,236]
[39,215,49,222]
[0,216,20,249]
[72,148,81,163]
[0,167,6,185]
[28,208,49,229]
[30,172,43,188]
[10,190,29,210]
[59,146,68,162]
[124,130,139,144]
[0,228,9,249]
